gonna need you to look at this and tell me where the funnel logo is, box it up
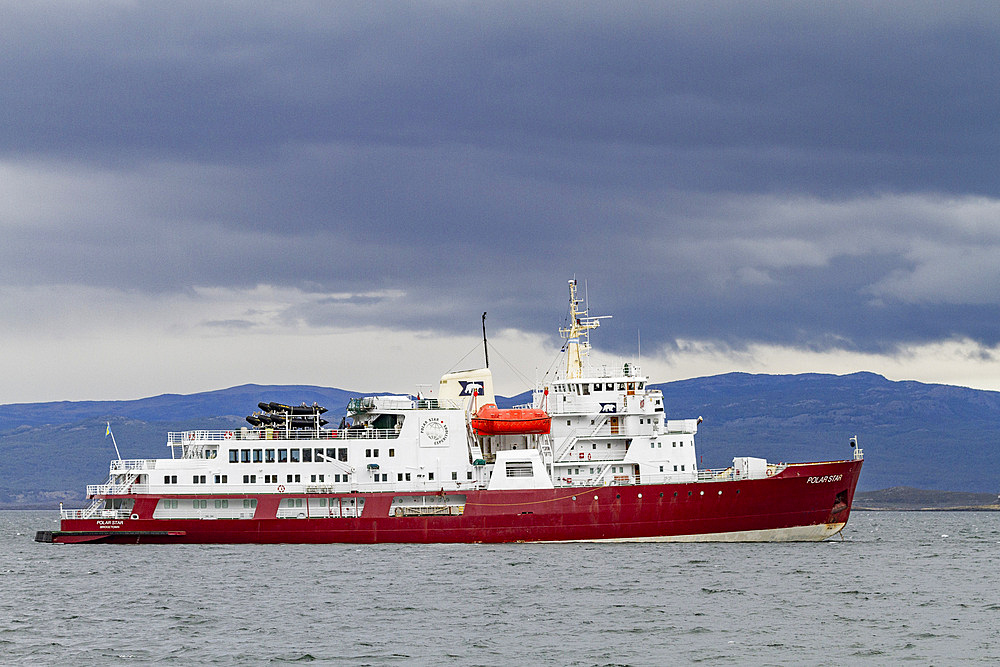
[459,381,485,396]
[599,403,617,414]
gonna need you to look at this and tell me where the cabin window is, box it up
[452,472,458,481]
[592,443,597,449]
[638,382,644,389]
[334,474,341,482]
[229,449,238,463]
[405,473,411,481]
[338,448,348,462]
[302,449,312,463]
[467,471,473,480]
[164,475,176,484]
[253,449,263,463]
[278,449,288,463]
[389,449,395,457]
[365,449,372,457]
[241,449,251,463]
[398,473,404,481]
[192,475,206,484]
[674,465,678,472]
[381,474,388,482]
[243,499,256,508]
[318,474,324,482]
[659,466,664,472]
[214,499,229,509]
[265,449,276,463]
[566,420,571,426]
[428,472,434,481]
[681,465,685,471]
[290,449,300,462]
[582,384,590,395]
[373,448,380,457]
[214,475,228,484]
[618,383,625,390]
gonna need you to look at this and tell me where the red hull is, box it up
[44,459,862,544]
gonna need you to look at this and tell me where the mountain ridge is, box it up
[2,371,998,507]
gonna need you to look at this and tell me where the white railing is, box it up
[168,428,402,444]
[110,459,156,472]
[60,505,132,520]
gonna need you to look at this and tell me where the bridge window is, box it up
[278,449,288,463]
[241,449,251,463]
[302,449,312,462]
[229,449,238,463]
[253,449,263,463]
[265,449,275,463]
[290,449,300,462]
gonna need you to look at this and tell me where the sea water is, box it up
[2,510,998,665]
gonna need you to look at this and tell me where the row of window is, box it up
[165,470,472,486]
[650,441,687,448]
[228,448,351,464]
[554,381,645,395]
[156,498,257,510]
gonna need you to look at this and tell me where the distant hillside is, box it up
[652,372,1000,494]
[2,372,999,507]
[855,486,1000,510]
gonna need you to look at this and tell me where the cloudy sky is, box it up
[3,1,1000,404]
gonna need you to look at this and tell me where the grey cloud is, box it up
[3,2,1000,360]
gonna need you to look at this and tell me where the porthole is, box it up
[718,490,723,495]
[616,494,621,499]
[594,495,599,500]
[700,491,704,496]
[637,493,642,499]
[572,496,577,500]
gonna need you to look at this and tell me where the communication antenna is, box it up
[482,312,489,368]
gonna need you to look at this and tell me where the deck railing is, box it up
[167,428,401,444]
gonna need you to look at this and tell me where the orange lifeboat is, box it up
[471,404,551,435]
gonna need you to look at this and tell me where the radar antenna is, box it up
[559,279,611,378]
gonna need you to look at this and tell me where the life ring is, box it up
[565,477,572,484]
[224,431,233,439]
[188,432,195,440]
[587,453,592,461]
[277,484,286,492]
[578,452,585,459]
[130,513,139,520]
[766,468,774,477]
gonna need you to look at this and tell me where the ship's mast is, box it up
[559,279,609,378]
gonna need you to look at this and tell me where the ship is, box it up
[36,280,863,544]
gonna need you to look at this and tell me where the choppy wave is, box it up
[3,511,1000,664]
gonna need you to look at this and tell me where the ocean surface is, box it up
[3,510,998,665]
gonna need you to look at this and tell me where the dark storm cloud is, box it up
[3,2,1000,356]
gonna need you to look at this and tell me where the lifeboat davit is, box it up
[471,404,551,435]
